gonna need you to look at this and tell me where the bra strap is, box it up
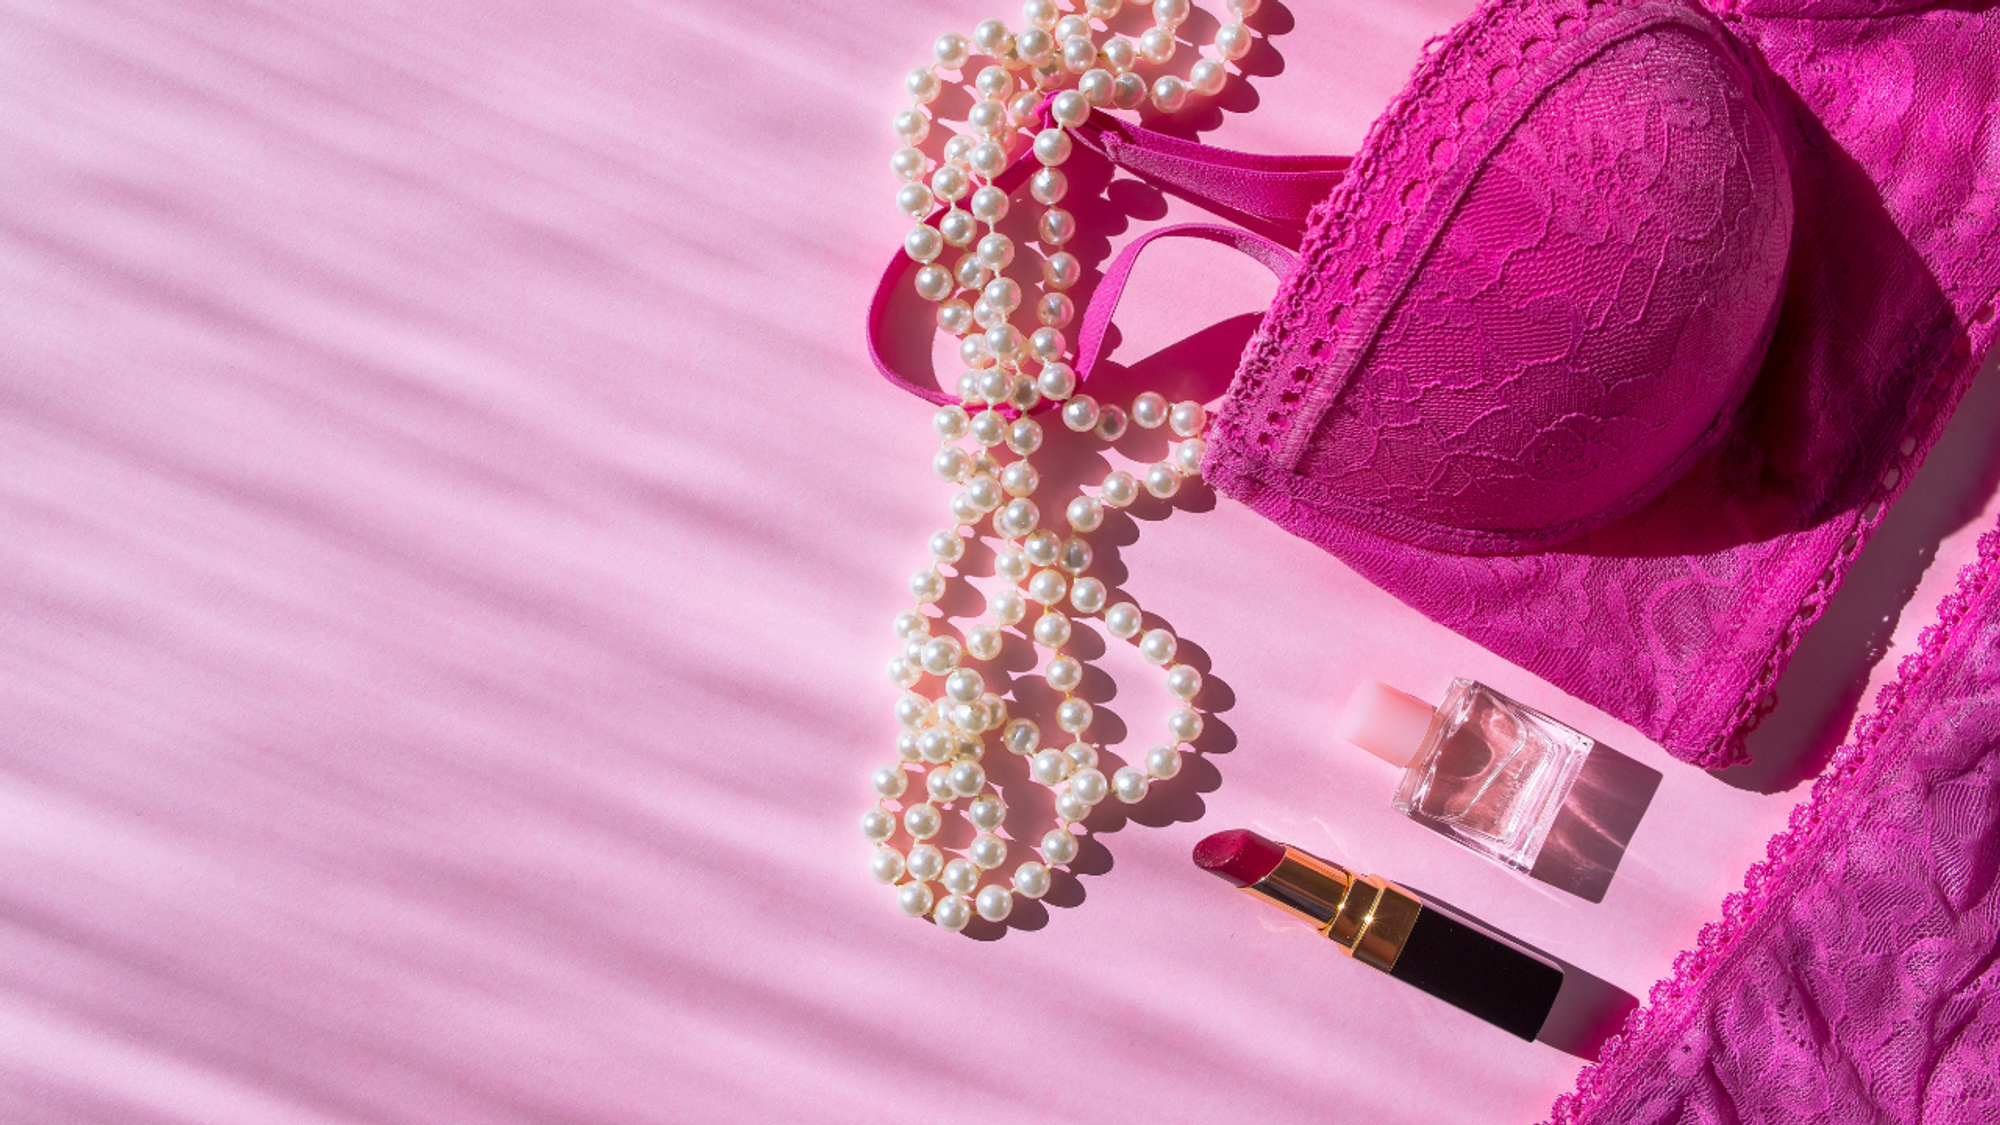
[867,111,1343,406]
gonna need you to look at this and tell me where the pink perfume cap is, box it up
[1337,681,1438,769]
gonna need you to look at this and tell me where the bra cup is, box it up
[1292,11,1793,552]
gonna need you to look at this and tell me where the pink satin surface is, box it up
[2,3,1996,1123]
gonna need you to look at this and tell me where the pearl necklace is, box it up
[864,0,1262,933]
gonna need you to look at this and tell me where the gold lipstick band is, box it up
[1241,846,1424,973]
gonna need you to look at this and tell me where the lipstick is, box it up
[1193,829,1562,1040]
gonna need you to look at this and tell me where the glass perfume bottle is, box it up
[1337,679,1594,873]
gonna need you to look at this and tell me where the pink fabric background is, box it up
[2,2,1996,1122]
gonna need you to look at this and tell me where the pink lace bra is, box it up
[871,0,2000,768]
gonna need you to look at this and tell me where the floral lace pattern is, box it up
[1546,517,2000,1124]
[1205,0,2000,766]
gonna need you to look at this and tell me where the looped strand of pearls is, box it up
[868,2,1255,933]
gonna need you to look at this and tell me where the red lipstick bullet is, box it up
[1194,829,1563,1040]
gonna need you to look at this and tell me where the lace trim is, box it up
[1701,302,2000,769]
[1543,505,2000,1124]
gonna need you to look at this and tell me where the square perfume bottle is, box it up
[1338,680,1595,873]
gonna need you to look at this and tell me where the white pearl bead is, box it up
[966,100,1007,139]
[947,700,985,734]
[1176,438,1206,475]
[931,163,970,203]
[1043,251,1081,290]
[894,610,931,640]
[1113,765,1150,803]
[943,133,974,166]
[898,730,923,761]
[1056,695,1093,733]
[935,32,970,69]
[933,893,972,931]
[1016,27,1055,66]
[1038,292,1075,327]
[1008,90,1043,126]
[966,475,1003,511]
[1138,26,1176,64]
[1031,166,1068,205]
[944,667,984,704]
[969,184,1010,225]
[1051,90,1090,128]
[925,765,955,803]
[949,491,981,525]
[929,529,965,565]
[871,846,907,883]
[919,636,962,675]
[1034,611,1074,649]
[974,366,1010,404]
[1065,741,1100,771]
[1001,461,1039,497]
[995,546,1031,584]
[1100,471,1139,508]
[904,636,927,663]
[926,731,962,765]
[1024,530,1061,567]
[1031,747,1072,785]
[904,803,943,839]
[1151,75,1188,113]
[941,857,981,896]
[1153,0,1190,27]
[1131,392,1167,429]
[1007,418,1043,456]
[898,881,935,918]
[976,232,1015,270]
[968,449,1001,478]
[1042,826,1081,865]
[1078,67,1116,106]
[1028,327,1065,363]
[1054,789,1091,822]
[897,182,935,220]
[888,656,921,688]
[1057,537,1092,575]
[1069,766,1108,804]
[1028,568,1068,606]
[905,224,942,264]
[966,624,1004,662]
[970,795,1008,832]
[1166,664,1201,700]
[1002,718,1040,757]
[1113,72,1148,110]
[896,691,936,730]
[989,588,1027,626]
[933,447,968,484]
[914,265,953,302]
[1094,405,1128,442]
[949,760,987,797]
[975,884,1014,922]
[1139,628,1177,666]
[895,109,931,144]
[1104,601,1142,639]
[1168,705,1204,743]
[1024,0,1060,28]
[1038,361,1078,401]
[1144,462,1181,498]
[863,808,897,842]
[1033,128,1074,166]
[1146,743,1183,780]
[873,766,909,799]
[1055,13,1092,37]
[1169,400,1207,437]
[1215,21,1253,60]
[906,842,945,881]
[1101,37,1136,73]
[1060,35,1096,74]
[969,832,1008,870]
[1069,576,1107,615]
[996,498,1038,538]
[1039,209,1075,249]
[974,64,1014,100]
[1188,58,1228,97]
[1061,395,1099,432]
[1044,654,1082,692]
[939,208,977,246]
[1228,0,1261,13]
[981,277,1021,315]
[967,408,1004,448]
[893,145,928,182]
[1066,496,1104,532]
[1013,861,1052,898]
[969,141,1008,179]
